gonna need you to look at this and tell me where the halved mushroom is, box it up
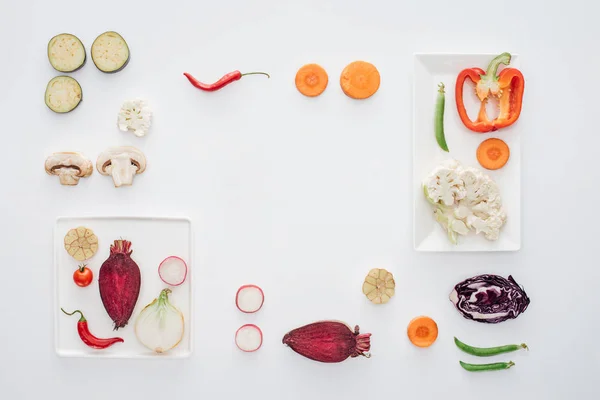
[45,152,93,186]
[96,146,146,187]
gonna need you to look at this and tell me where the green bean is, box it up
[460,361,515,372]
[435,82,449,152]
[454,337,528,357]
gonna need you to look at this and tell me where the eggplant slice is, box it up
[45,76,82,113]
[91,31,130,73]
[47,33,86,72]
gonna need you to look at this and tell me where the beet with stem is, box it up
[282,321,371,363]
[98,240,141,330]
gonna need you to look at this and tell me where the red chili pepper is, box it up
[61,308,124,349]
[455,52,525,133]
[183,70,270,92]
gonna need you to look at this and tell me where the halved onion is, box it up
[135,288,184,354]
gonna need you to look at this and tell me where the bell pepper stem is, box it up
[476,52,512,101]
[483,52,512,81]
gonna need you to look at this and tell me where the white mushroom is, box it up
[45,152,93,186]
[96,146,146,187]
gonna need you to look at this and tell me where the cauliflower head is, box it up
[423,160,507,243]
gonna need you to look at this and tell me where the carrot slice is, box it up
[339,61,380,99]
[407,316,438,348]
[477,138,510,170]
[295,64,328,97]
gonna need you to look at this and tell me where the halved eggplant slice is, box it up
[45,76,82,113]
[47,33,86,72]
[91,31,130,73]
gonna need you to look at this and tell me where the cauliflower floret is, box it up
[435,208,469,244]
[472,198,502,216]
[454,205,471,220]
[460,168,499,205]
[423,161,466,206]
[450,218,470,235]
[468,213,506,241]
[117,99,153,137]
[459,168,479,198]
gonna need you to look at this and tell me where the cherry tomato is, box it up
[73,265,93,287]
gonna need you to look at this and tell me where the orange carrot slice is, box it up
[295,64,328,97]
[477,138,510,170]
[339,61,380,99]
[407,316,438,348]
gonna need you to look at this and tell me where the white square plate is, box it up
[413,54,521,251]
[54,216,193,358]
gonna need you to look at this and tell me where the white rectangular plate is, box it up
[413,54,521,251]
[54,216,193,358]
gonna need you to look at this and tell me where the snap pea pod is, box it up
[454,337,528,357]
[460,361,515,372]
[435,82,449,152]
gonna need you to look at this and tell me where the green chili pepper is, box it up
[435,82,449,152]
[460,360,515,372]
[454,337,528,357]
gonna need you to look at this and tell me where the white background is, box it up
[1,0,598,398]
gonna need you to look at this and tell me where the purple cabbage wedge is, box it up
[449,274,530,323]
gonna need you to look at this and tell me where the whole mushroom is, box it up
[45,152,93,186]
[96,146,146,187]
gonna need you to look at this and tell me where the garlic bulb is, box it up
[134,288,184,353]
[362,268,395,304]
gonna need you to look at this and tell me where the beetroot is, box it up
[282,321,371,363]
[98,240,141,330]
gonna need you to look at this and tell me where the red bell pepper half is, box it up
[455,53,525,133]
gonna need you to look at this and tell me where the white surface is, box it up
[1,0,599,399]
[413,54,520,251]
[54,216,192,358]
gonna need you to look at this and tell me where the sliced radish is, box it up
[235,324,263,352]
[235,285,264,313]
[158,256,188,286]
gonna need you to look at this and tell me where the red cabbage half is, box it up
[449,274,530,324]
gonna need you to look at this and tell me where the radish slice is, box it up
[158,256,188,286]
[235,285,264,313]
[235,324,263,352]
